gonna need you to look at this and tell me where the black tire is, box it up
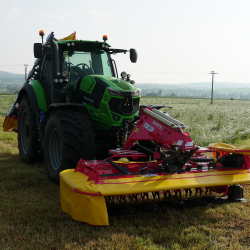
[44,110,97,183]
[18,95,39,163]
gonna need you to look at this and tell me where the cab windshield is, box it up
[62,49,113,102]
[62,50,113,78]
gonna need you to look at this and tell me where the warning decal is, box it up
[143,123,154,132]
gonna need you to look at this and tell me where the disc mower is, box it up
[4,31,250,226]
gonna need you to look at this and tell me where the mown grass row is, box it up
[1,95,250,249]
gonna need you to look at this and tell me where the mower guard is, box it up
[60,162,250,226]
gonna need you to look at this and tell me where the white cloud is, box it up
[87,10,108,22]
[29,10,108,24]
[29,11,85,23]
[5,6,21,22]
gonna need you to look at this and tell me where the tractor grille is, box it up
[109,97,139,116]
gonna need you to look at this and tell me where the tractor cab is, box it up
[60,44,115,102]
[34,33,137,106]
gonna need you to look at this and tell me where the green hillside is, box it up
[0,71,24,93]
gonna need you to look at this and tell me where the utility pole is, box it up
[210,71,217,104]
[24,64,28,80]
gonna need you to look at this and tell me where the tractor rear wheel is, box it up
[18,95,39,163]
[44,110,97,184]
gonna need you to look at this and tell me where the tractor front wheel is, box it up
[44,110,96,183]
[18,96,39,163]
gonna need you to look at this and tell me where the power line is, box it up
[0,64,25,66]
[129,72,208,74]
[1,65,250,75]
[215,73,250,75]
[127,71,250,75]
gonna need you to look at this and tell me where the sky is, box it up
[1,0,250,84]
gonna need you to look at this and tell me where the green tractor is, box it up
[9,31,140,183]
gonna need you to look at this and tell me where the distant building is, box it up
[145,92,158,96]
[145,90,164,97]
[158,90,163,96]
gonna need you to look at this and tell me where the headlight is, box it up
[132,88,141,97]
[107,87,123,96]
[120,71,127,78]
[62,71,68,77]
[107,87,141,97]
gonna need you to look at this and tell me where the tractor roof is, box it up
[56,40,111,48]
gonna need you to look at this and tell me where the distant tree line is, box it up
[6,85,22,93]
[141,88,250,99]
[0,77,24,83]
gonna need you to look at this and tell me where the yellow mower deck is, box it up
[60,167,250,226]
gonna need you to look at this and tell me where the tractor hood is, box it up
[95,75,137,92]
[77,74,140,129]
[79,75,140,97]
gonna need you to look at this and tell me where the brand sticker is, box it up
[83,96,94,103]
[185,142,194,147]
[143,123,154,132]
[152,120,164,130]
[177,140,183,146]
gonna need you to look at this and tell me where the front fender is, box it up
[17,80,47,114]
[44,103,87,123]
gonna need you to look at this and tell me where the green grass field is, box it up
[140,97,250,147]
[1,95,250,249]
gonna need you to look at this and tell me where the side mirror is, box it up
[130,49,138,63]
[34,43,43,58]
